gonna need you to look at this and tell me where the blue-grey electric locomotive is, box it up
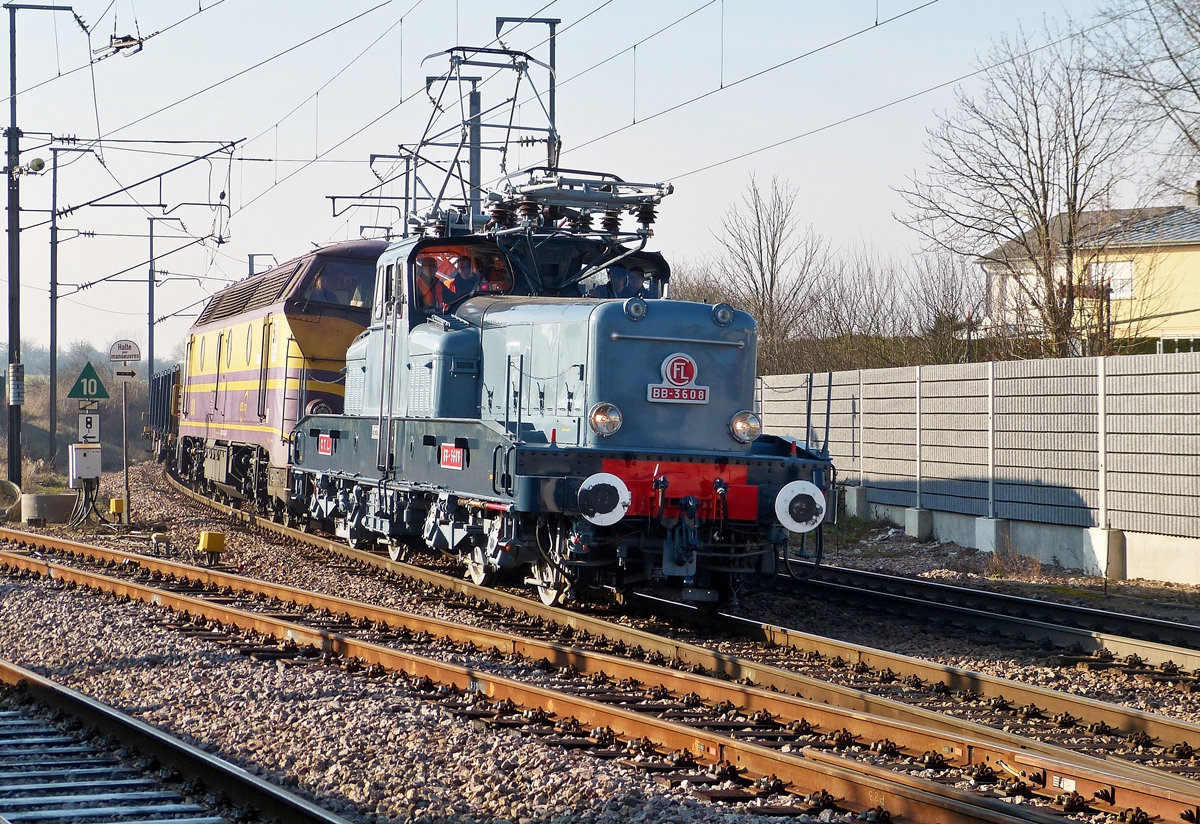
[290,166,833,605]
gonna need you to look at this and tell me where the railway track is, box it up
[155,475,1200,754]
[0,658,349,824]
[787,562,1200,670]
[5,521,1200,822]
[0,538,1041,824]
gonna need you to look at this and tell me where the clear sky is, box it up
[5,0,1110,363]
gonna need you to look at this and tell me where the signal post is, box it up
[109,340,140,524]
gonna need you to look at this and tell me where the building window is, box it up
[1089,260,1135,299]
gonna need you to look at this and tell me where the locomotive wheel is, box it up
[466,545,494,587]
[532,557,566,606]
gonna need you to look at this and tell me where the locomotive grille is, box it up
[409,361,432,413]
[345,364,365,415]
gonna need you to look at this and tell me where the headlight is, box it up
[624,297,648,321]
[588,402,623,436]
[729,410,761,443]
[711,303,735,326]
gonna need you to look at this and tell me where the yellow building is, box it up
[981,206,1200,352]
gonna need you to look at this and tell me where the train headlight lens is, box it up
[588,402,623,437]
[623,297,648,321]
[712,303,735,326]
[729,410,761,443]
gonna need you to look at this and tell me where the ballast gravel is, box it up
[0,577,849,824]
[9,461,1200,822]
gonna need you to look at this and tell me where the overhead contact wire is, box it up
[103,1,392,137]
[670,2,1157,180]
[564,0,942,157]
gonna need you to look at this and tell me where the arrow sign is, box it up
[67,362,110,399]
[78,413,100,444]
[113,366,138,383]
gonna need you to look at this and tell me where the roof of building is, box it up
[1089,206,1200,248]
[978,206,1189,267]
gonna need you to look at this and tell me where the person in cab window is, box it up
[414,257,445,313]
[601,266,647,298]
[311,271,342,303]
[623,266,647,297]
[448,256,481,299]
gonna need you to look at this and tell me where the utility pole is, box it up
[468,80,481,219]
[148,216,183,381]
[5,3,73,483]
[48,144,92,468]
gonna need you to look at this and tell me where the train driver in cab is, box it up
[448,255,481,298]
[415,257,446,313]
[592,265,647,298]
[310,270,348,303]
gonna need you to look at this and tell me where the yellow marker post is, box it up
[197,531,225,567]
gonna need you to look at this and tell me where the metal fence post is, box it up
[987,360,995,519]
[915,365,922,510]
[1097,356,1108,529]
[858,370,865,487]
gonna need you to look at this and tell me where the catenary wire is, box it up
[102,2,392,138]
[561,0,941,159]
[243,0,426,150]
[668,3,1155,181]
[1,0,229,105]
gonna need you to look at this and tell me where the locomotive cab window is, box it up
[301,258,377,309]
[373,263,394,321]
[411,245,513,314]
[579,261,660,299]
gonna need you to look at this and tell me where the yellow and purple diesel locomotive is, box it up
[153,239,386,518]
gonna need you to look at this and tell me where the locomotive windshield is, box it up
[301,258,377,309]
[498,235,661,299]
[412,245,514,314]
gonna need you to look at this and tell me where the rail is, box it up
[0,658,350,824]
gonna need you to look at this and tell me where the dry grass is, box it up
[985,539,1043,580]
[22,458,69,493]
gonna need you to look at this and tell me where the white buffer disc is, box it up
[577,472,632,526]
[774,480,826,533]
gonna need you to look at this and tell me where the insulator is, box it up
[602,211,620,234]
[489,207,513,229]
[518,200,539,219]
[636,205,657,226]
[571,212,593,232]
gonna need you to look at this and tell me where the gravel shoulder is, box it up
[820,522,1200,626]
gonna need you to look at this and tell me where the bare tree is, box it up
[1092,0,1200,178]
[908,250,986,363]
[666,257,722,305]
[898,28,1142,357]
[711,176,831,373]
